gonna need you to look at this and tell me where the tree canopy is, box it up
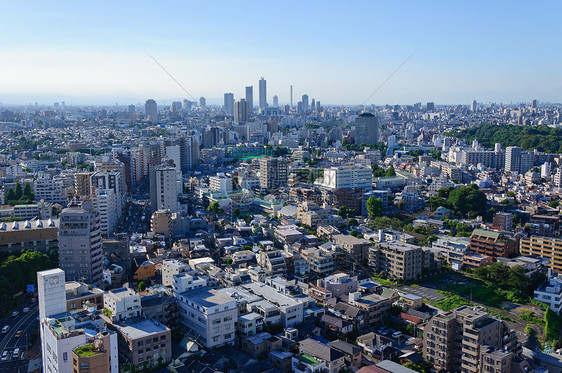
[450,123,562,153]
[427,185,487,218]
[366,196,383,218]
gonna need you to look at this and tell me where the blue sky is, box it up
[1,1,560,105]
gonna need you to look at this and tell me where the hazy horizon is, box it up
[1,1,561,106]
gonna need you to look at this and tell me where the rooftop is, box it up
[118,318,169,340]
[181,286,235,308]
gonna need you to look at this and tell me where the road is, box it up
[0,299,38,371]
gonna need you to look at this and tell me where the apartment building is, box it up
[369,241,434,280]
[176,286,237,348]
[423,306,519,373]
[161,259,191,288]
[103,288,142,323]
[347,292,391,325]
[0,218,58,254]
[520,236,562,273]
[469,229,518,258]
[242,282,304,327]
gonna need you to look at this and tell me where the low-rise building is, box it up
[469,228,518,258]
[534,270,562,315]
[176,286,237,348]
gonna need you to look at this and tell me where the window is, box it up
[160,335,166,341]
[63,352,68,362]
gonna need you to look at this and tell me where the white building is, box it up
[241,282,304,327]
[319,166,372,190]
[162,259,191,288]
[534,270,562,315]
[34,173,66,204]
[150,163,177,213]
[103,288,142,322]
[176,286,237,348]
[38,268,118,373]
[91,188,118,237]
[209,173,233,194]
[172,273,207,293]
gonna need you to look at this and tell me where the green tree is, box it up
[23,182,34,200]
[207,201,223,214]
[548,200,560,208]
[366,196,383,218]
[14,181,23,200]
[137,281,147,292]
[385,165,396,176]
[4,188,15,202]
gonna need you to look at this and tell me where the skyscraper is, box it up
[471,100,477,112]
[532,99,537,109]
[149,160,178,213]
[58,201,103,286]
[273,95,279,107]
[234,99,250,122]
[505,146,522,172]
[199,96,206,108]
[245,86,253,111]
[290,85,293,108]
[259,157,287,189]
[224,93,234,116]
[259,77,267,109]
[302,94,309,111]
[354,112,380,145]
[145,99,157,123]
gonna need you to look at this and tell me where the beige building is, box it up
[369,241,439,280]
[520,236,562,274]
[72,333,115,373]
[423,306,519,373]
[150,209,173,238]
[74,172,93,197]
[0,218,58,254]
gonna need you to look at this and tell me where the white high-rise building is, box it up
[505,146,522,173]
[91,188,118,237]
[150,161,178,213]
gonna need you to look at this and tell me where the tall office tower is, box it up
[259,157,288,189]
[165,145,181,171]
[259,77,267,109]
[145,99,157,123]
[224,93,234,116]
[58,201,103,286]
[128,104,136,113]
[171,101,182,114]
[179,136,199,172]
[203,127,220,148]
[245,86,253,111]
[182,99,191,110]
[471,100,477,112]
[199,96,206,108]
[149,160,178,213]
[354,112,380,145]
[302,94,309,111]
[290,85,293,108]
[272,95,279,107]
[505,146,522,172]
[426,102,435,111]
[532,99,537,109]
[311,98,315,112]
[234,99,250,122]
[316,101,321,111]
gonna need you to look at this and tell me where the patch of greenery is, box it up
[449,123,562,153]
[518,310,545,326]
[544,307,561,341]
[433,291,473,311]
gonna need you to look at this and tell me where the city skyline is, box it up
[1,1,561,105]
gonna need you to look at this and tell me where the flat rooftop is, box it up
[181,287,234,308]
[119,318,169,340]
